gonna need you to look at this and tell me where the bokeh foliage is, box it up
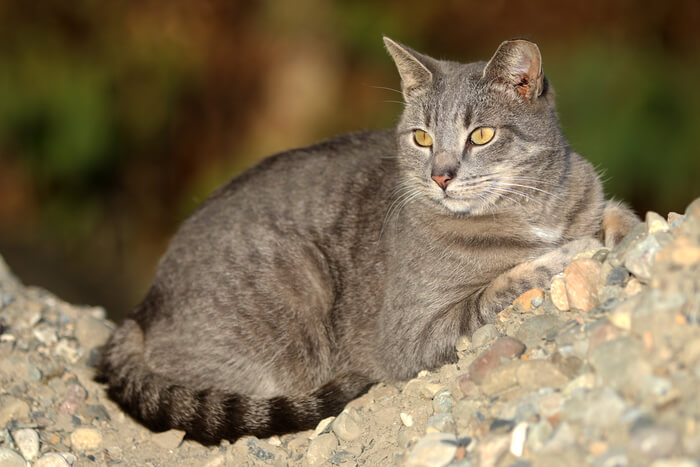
[0,0,698,317]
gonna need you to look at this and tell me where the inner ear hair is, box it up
[483,39,544,101]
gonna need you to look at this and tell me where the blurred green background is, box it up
[1,0,699,320]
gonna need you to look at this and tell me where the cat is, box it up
[97,37,638,445]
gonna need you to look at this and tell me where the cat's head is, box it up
[385,37,566,217]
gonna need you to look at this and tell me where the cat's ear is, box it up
[483,39,544,101]
[383,37,436,100]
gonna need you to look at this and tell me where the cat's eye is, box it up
[469,127,495,145]
[413,129,433,147]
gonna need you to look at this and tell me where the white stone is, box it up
[310,416,335,439]
[13,428,40,460]
[400,412,414,427]
[509,422,528,457]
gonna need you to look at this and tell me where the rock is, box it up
[509,421,528,457]
[34,453,72,467]
[0,448,26,467]
[426,413,456,433]
[74,315,112,349]
[605,266,629,286]
[246,438,287,464]
[472,324,500,347]
[455,335,471,352]
[608,221,648,267]
[59,383,87,415]
[400,412,414,427]
[564,259,601,312]
[550,274,570,311]
[151,429,185,450]
[480,361,520,396]
[306,433,338,466]
[646,211,670,234]
[624,234,663,281]
[477,434,510,467]
[457,374,480,399]
[311,416,335,438]
[13,428,39,460]
[0,395,30,426]
[516,360,568,390]
[405,432,457,467]
[628,425,679,460]
[332,409,362,442]
[515,314,564,349]
[432,391,454,413]
[469,336,526,384]
[588,337,652,397]
[69,427,102,451]
[513,288,545,311]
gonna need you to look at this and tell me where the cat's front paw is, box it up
[532,237,602,278]
[601,200,640,248]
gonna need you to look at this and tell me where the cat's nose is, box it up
[431,174,452,190]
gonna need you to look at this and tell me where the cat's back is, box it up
[157,129,396,285]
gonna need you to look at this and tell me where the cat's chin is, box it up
[440,197,484,216]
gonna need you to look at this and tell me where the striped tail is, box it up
[97,319,374,445]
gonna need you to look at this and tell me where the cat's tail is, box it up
[97,319,374,445]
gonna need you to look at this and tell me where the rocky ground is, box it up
[1,198,699,467]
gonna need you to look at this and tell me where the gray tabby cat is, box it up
[98,37,638,444]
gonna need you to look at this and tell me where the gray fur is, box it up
[98,38,638,444]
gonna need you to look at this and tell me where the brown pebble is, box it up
[512,288,544,311]
[468,337,526,384]
[550,275,570,311]
[564,259,601,312]
[457,374,480,399]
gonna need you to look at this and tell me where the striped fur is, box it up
[98,320,373,445]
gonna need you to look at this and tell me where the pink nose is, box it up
[431,174,452,190]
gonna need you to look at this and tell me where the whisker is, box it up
[369,85,404,95]
[493,182,563,200]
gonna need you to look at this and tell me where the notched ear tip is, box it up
[485,38,545,100]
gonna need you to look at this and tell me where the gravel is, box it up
[0,197,698,466]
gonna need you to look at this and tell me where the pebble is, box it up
[0,395,30,426]
[74,315,112,349]
[332,409,362,442]
[13,428,40,460]
[550,274,570,311]
[472,324,500,347]
[306,433,338,466]
[515,360,568,390]
[628,425,680,460]
[0,448,26,467]
[69,427,102,451]
[469,336,526,383]
[564,259,601,311]
[510,421,528,457]
[515,314,563,349]
[405,432,457,467]
[34,453,72,467]
[151,429,186,450]
[513,288,545,311]
[646,211,670,234]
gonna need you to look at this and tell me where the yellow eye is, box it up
[469,127,495,145]
[413,129,433,147]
